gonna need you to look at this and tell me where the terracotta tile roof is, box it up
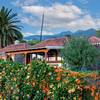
[0,37,68,53]
[32,37,67,49]
[0,36,99,53]
[88,36,100,44]
[0,43,30,53]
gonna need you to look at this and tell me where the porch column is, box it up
[29,54,32,62]
[24,53,27,65]
[55,50,58,61]
[11,54,15,61]
[27,54,32,64]
[36,53,37,58]
[44,51,48,62]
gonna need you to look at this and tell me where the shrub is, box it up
[62,37,100,70]
[0,60,27,99]
[0,60,100,100]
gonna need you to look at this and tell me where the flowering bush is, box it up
[0,60,100,100]
[0,60,28,99]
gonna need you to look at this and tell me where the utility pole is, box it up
[40,13,44,41]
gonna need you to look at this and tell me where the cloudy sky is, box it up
[0,0,100,37]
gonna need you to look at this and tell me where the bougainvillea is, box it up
[0,60,100,100]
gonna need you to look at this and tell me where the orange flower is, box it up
[78,94,82,100]
[0,93,2,99]
[13,77,16,81]
[63,79,68,83]
[31,81,35,87]
[54,68,63,73]
[42,86,49,94]
[85,86,90,91]
[91,91,95,96]
[75,79,81,84]
[91,85,96,90]
[44,97,47,100]
[56,76,61,81]
[91,85,96,97]
[94,93,99,100]
[68,72,78,77]
[90,73,97,79]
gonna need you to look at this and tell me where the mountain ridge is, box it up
[24,28,96,40]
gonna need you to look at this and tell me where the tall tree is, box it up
[0,6,23,48]
[62,37,100,70]
[96,30,100,37]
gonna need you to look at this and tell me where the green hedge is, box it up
[0,60,100,100]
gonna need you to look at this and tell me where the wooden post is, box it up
[55,50,58,62]
[11,54,15,61]
[24,53,27,65]
[27,54,32,63]
[30,54,32,62]
[36,53,37,58]
[45,51,48,61]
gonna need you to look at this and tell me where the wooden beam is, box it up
[7,49,48,55]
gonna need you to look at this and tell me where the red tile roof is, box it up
[0,37,67,53]
[88,36,100,44]
[32,37,67,49]
[1,36,99,53]
[0,43,30,53]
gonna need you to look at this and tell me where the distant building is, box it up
[88,36,100,45]
[0,36,100,66]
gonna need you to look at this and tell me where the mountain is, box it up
[24,28,96,40]
[74,29,96,36]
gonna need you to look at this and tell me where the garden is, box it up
[0,60,100,100]
[0,37,100,100]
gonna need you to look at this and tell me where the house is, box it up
[88,36,100,45]
[0,36,100,66]
[0,37,67,66]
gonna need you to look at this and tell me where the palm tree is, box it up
[0,6,23,48]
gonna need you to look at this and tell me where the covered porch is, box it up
[0,37,67,66]
[5,48,62,66]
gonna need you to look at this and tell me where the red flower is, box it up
[75,79,81,84]
[54,68,63,73]
[42,87,49,94]
[56,76,61,81]
[91,85,96,96]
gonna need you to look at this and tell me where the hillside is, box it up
[24,29,96,40]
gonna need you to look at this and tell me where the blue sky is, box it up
[0,0,100,37]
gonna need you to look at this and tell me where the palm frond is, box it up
[0,6,23,47]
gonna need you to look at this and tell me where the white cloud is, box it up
[35,30,54,35]
[21,3,100,31]
[23,31,54,37]
[11,1,100,33]
[22,32,34,37]
[66,15,96,30]
[22,3,83,19]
